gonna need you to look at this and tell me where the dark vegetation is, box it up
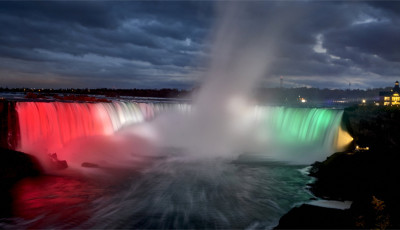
[0,86,387,105]
[2,90,400,228]
[344,105,400,150]
[25,92,111,102]
[255,87,383,105]
[1,87,191,99]
[276,105,400,229]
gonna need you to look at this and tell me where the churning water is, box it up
[0,100,351,229]
[78,157,313,229]
[2,152,313,229]
[1,3,353,228]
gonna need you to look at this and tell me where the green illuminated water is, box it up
[254,107,344,163]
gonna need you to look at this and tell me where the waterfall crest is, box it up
[253,106,347,163]
[15,101,349,165]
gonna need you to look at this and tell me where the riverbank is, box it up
[0,148,42,217]
[276,149,400,229]
[276,105,400,229]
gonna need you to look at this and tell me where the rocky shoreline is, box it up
[276,150,400,229]
[276,105,400,229]
[0,148,42,217]
[2,105,400,228]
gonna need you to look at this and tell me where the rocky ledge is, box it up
[276,105,400,229]
[0,148,42,217]
[276,149,400,229]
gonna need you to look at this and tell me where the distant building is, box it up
[379,81,400,106]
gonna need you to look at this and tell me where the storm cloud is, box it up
[0,1,400,89]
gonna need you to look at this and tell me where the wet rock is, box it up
[48,153,68,170]
[275,204,352,229]
[81,162,99,168]
[0,148,42,217]
[307,149,400,228]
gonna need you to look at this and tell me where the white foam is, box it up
[308,200,352,210]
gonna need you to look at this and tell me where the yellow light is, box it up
[362,99,366,103]
[336,127,353,151]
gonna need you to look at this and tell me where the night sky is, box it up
[1,1,400,90]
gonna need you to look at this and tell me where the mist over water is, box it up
[3,3,353,229]
[153,2,304,160]
[77,158,313,229]
[14,2,320,168]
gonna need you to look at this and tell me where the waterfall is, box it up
[253,106,348,163]
[255,106,343,146]
[14,101,349,165]
[17,102,138,154]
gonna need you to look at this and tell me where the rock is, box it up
[48,153,68,170]
[0,148,42,183]
[309,150,400,201]
[53,159,68,170]
[0,147,42,217]
[81,162,100,168]
[274,204,353,229]
[304,149,400,228]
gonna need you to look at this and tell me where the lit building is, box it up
[379,81,400,106]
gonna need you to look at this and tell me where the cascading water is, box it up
[15,101,349,167]
[3,3,355,229]
[9,100,352,229]
[253,106,348,163]
[17,102,146,154]
[14,101,190,169]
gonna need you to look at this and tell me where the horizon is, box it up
[1,1,400,90]
[1,84,398,91]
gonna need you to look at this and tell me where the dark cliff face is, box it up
[305,106,400,229]
[0,148,42,217]
[0,101,20,150]
[310,151,400,201]
[343,105,400,151]
[276,106,400,229]
[306,150,400,229]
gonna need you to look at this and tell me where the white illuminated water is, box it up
[1,2,353,228]
[0,100,352,229]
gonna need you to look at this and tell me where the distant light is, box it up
[301,98,307,103]
[355,145,369,151]
[362,99,366,103]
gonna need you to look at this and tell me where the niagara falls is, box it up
[2,100,350,229]
[2,1,400,229]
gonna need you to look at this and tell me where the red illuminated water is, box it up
[6,174,119,229]
[4,101,349,229]
[16,102,153,155]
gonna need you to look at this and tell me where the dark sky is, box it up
[1,1,400,89]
